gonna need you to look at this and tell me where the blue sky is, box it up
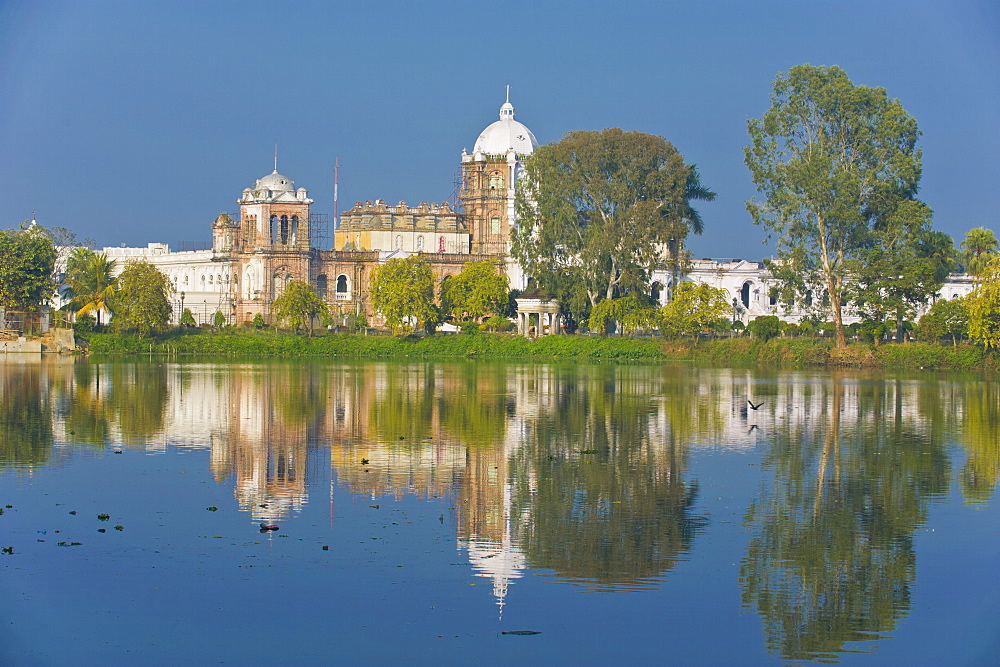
[1,0,998,259]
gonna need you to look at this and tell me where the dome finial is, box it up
[273,141,278,173]
[499,87,515,120]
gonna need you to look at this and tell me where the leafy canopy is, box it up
[440,260,510,321]
[0,223,57,312]
[371,255,437,335]
[272,279,329,336]
[112,260,173,337]
[966,257,1000,349]
[745,64,924,347]
[513,128,713,323]
[587,294,659,336]
[916,297,967,345]
[659,281,731,339]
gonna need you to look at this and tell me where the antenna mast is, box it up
[333,158,340,230]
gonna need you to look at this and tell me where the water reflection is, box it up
[739,375,951,661]
[0,357,54,467]
[2,357,997,662]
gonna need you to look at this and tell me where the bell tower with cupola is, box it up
[238,168,313,251]
[460,89,538,257]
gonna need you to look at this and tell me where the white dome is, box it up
[473,98,538,157]
[254,170,295,192]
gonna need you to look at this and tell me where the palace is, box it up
[74,93,540,329]
[59,92,975,331]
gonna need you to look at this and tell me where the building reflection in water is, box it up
[4,357,997,657]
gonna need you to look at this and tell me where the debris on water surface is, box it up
[98,528,106,533]
[322,545,329,550]
[2,546,13,554]
[69,511,77,515]
[502,630,541,636]
[98,513,110,521]
[114,450,123,454]
[259,523,279,532]
[114,525,124,531]
[206,506,219,511]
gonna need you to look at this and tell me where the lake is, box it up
[1,357,998,664]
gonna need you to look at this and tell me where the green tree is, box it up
[65,248,117,326]
[212,310,227,328]
[966,257,1000,348]
[371,255,437,335]
[179,308,196,327]
[112,260,173,337]
[440,260,509,321]
[848,225,954,343]
[512,128,713,323]
[0,223,57,315]
[916,297,967,345]
[587,293,659,335]
[747,315,781,341]
[659,281,730,339]
[960,227,998,279]
[745,65,924,348]
[272,279,329,336]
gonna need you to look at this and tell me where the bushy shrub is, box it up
[73,313,96,336]
[747,315,780,341]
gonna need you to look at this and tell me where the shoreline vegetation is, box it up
[83,330,999,372]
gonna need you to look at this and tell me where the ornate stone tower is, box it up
[234,168,315,325]
[238,170,313,251]
[460,91,538,257]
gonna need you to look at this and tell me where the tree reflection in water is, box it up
[0,359,54,467]
[507,365,708,590]
[960,379,1000,504]
[740,375,951,661]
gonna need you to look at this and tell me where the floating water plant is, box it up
[206,506,219,511]
[98,513,110,521]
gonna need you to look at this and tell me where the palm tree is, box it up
[961,227,999,279]
[66,249,117,326]
[682,164,717,236]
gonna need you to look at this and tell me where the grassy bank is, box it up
[86,330,667,361]
[85,330,999,371]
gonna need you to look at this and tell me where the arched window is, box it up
[336,274,349,293]
[395,235,402,250]
[243,266,256,299]
[490,215,501,235]
[270,215,279,244]
[651,282,663,302]
[489,172,503,189]
[417,235,424,250]
[741,281,752,308]
[208,275,213,285]
[805,290,814,307]
[280,215,289,244]
[439,236,446,252]
[316,274,328,298]
[291,215,299,244]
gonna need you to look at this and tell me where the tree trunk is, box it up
[828,280,847,348]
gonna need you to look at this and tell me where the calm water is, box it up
[1,357,998,665]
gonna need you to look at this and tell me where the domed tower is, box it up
[460,90,538,256]
[238,169,313,250]
[212,212,239,256]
